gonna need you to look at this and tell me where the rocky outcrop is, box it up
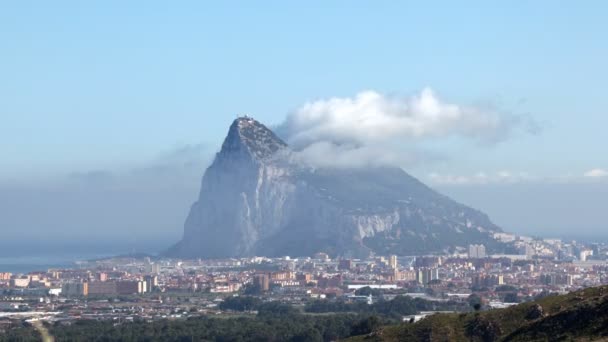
[165,117,503,259]
[526,304,545,320]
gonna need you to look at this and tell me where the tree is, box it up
[291,328,323,342]
[242,283,262,295]
[503,292,519,303]
[257,302,297,317]
[351,315,382,335]
[534,290,557,301]
[468,294,482,309]
[355,286,380,296]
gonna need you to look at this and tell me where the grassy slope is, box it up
[349,285,608,342]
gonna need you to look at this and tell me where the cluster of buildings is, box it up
[1,233,607,330]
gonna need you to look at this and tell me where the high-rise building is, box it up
[10,277,30,288]
[389,255,398,269]
[144,275,158,292]
[541,274,572,286]
[468,244,487,259]
[88,281,118,295]
[398,270,417,282]
[296,273,312,284]
[579,249,593,261]
[415,256,442,268]
[62,282,89,297]
[317,274,343,288]
[88,280,144,295]
[253,273,270,292]
[416,268,439,284]
[521,244,535,257]
[271,271,294,280]
[472,274,504,288]
[116,281,144,295]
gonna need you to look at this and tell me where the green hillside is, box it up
[349,285,608,342]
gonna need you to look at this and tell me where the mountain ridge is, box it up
[166,117,503,259]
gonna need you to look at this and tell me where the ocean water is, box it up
[1,233,606,274]
[0,239,167,274]
[0,261,78,274]
[0,251,118,274]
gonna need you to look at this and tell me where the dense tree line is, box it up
[219,295,262,311]
[1,295,467,341]
[218,297,300,317]
[218,294,466,319]
[305,295,467,318]
[1,313,385,342]
[354,286,382,296]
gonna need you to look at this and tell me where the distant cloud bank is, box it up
[429,169,608,186]
[428,171,533,185]
[584,168,608,178]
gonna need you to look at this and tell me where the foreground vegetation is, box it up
[1,312,381,342]
[349,285,608,341]
[219,293,468,319]
[7,286,608,341]
[1,294,467,342]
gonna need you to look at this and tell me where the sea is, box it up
[0,239,169,274]
[1,233,607,274]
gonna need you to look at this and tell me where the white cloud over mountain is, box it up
[277,88,538,168]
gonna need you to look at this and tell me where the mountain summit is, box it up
[166,117,502,258]
[221,116,288,161]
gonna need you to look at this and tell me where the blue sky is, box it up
[1,1,607,242]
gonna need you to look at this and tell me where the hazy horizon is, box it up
[2,1,607,250]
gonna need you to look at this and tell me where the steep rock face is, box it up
[166,117,502,258]
[168,118,296,258]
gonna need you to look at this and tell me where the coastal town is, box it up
[1,233,607,333]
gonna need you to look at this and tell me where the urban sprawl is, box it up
[1,233,607,331]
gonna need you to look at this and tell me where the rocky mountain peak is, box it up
[220,116,288,160]
[166,117,504,259]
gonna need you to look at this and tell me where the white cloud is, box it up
[277,88,536,168]
[427,171,534,185]
[584,168,608,178]
[429,169,608,186]
[280,88,524,148]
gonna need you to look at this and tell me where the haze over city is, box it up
[2,1,607,246]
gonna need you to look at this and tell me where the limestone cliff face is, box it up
[166,117,502,258]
